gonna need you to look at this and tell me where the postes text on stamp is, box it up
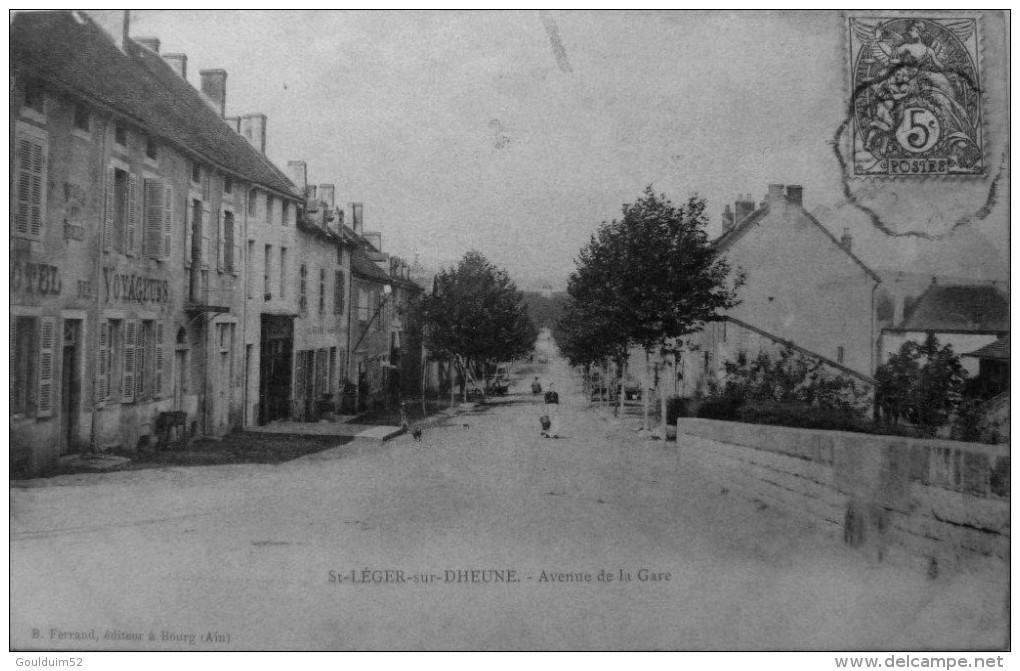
[847,14,983,177]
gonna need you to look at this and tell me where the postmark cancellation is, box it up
[847,14,983,177]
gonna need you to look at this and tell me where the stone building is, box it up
[10,11,301,472]
[345,210,423,412]
[678,184,882,398]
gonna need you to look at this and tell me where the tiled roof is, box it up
[340,224,422,291]
[898,284,1009,332]
[714,203,880,283]
[11,11,295,197]
[963,335,1010,361]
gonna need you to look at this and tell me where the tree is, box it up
[875,334,968,437]
[559,186,742,434]
[416,251,538,400]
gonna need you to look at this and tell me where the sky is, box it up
[127,10,1009,291]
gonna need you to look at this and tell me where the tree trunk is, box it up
[660,355,670,442]
[618,357,626,421]
[642,349,650,432]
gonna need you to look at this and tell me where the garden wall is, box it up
[676,418,1009,571]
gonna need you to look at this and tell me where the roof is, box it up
[963,335,1010,361]
[341,224,421,291]
[722,315,876,385]
[714,203,881,283]
[897,284,1009,332]
[10,11,295,198]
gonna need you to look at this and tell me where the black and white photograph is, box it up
[8,9,1010,659]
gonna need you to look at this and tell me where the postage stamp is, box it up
[847,14,983,177]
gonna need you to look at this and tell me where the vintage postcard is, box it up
[8,10,1009,658]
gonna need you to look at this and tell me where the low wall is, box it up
[677,418,1010,571]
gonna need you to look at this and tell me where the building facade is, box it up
[10,11,300,473]
[679,184,881,398]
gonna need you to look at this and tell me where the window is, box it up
[12,125,47,239]
[121,320,138,403]
[282,201,289,226]
[264,245,272,299]
[221,211,235,273]
[358,287,370,323]
[143,179,173,259]
[115,124,127,146]
[248,190,258,217]
[299,264,308,313]
[22,79,45,116]
[191,162,202,184]
[73,102,90,132]
[334,271,345,314]
[145,136,158,161]
[98,319,122,404]
[223,176,232,195]
[319,269,326,313]
[837,346,845,365]
[266,195,275,223]
[11,316,39,417]
[105,167,137,255]
[280,248,288,299]
[246,241,255,299]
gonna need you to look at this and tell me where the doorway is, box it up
[59,319,82,455]
[259,315,293,425]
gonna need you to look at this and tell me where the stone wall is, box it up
[677,418,1009,572]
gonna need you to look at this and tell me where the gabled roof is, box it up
[714,203,880,283]
[11,11,295,198]
[964,335,1010,361]
[897,284,1008,333]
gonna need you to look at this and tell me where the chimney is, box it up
[225,116,240,132]
[734,194,754,226]
[364,232,382,252]
[135,36,160,53]
[199,69,227,118]
[786,184,803,207]
[767,183,785,203]
[350,202,364,236]
[162,53,187,80]
[840,227,852,252]
[893,295,905,327]
[88,10,130,53]
[318,184,336,208]
[239,114,267,154]
[721,204,734,233]
[287,161,307,193]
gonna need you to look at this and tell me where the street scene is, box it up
[10,332,1008,650]
[9,10,1010,655]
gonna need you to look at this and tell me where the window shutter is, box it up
[162,184,173,260]
[217,208,226,272]
[184,201,193,268]
[9,321,15,411]
[14,135,46,238]
[104,166,115,251]
[144,179,163,258]
[201,204,212,269]
[126,174,138,255]
[98,321,109,403]
[155,322,165,397]
[122,321,136,403]
[36,318,56,417]
[231,218,241,277]
[135,323,147,399]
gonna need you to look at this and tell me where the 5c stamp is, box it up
[847,14,983,177]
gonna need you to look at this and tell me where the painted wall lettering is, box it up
[102,267,170,304]
[10,262,62,295]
